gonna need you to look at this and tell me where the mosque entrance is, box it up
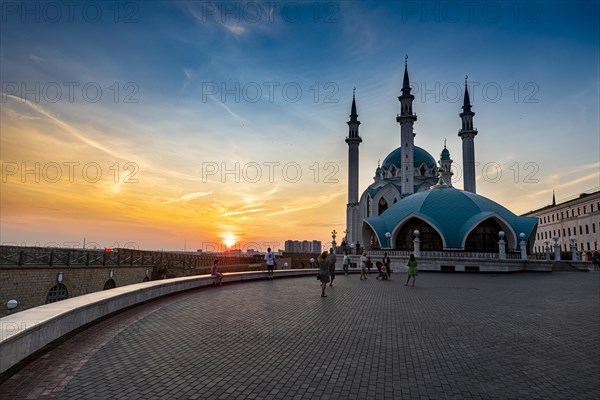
[464,218,503,252]
[395,218,442,251]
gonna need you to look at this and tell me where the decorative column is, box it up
[413,230,421,257]
[553,236,561,261]
[498,231,506,260]
[544,240,550,260]
[569,237,578,261]
[519,233,527,260]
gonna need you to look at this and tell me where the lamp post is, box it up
[310,258,315,269]
[385,232,391,249]
[553,236,561,261]
[331,229,337,252]
[498,231,506,260]
[544,240,550,260]
[519,233,527,260]
[413,230,421,257]
[569,237,578,261]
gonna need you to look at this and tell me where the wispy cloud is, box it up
[208,96,246,123]
[163,191,213,204]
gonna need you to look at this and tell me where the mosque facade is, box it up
[345,60,538,254]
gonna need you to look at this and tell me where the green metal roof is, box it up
[364,187,538,249]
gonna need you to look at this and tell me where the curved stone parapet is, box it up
[0,269,317,376]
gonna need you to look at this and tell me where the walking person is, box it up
[342,251,350,275]
[211,259,223,286]
[405,253,417,287]
[327,248,337,287]
[383,252,391,275]
[318,251,330,297]
[360,252,368,280]
[366,256,373,275]
[264,247,276,280]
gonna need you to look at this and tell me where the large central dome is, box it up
[381,146,437,170]
[363,186,538,251]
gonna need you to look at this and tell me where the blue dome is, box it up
[440,147,450,161]
[364,187,538,250]
[381,146,436,170]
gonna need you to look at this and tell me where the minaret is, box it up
[397,55,417,197]
[440,139,453,187]
[346,88,362,244]
[458,75,478,193]
[552,190,556,206]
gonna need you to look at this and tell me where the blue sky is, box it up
[1,0,599,251]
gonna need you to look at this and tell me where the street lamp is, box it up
[385,232,391,249]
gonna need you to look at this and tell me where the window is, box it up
[593,223,596,234]
[586,225,589,234]
[568,227,571,236]
[46,284,68,304]
[578,207,581,215]
[579,226,583,235]
[552,215,555,222]
[563,228,566,236]
[587,242,591,251]
[583,206,587,214]
[103,279,116,290]
[561,212,564,219]
[592,204,595,212]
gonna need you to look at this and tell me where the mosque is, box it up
[344,59,538,256]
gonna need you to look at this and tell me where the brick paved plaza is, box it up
[1,271,599,399]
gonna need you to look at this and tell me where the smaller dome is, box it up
[440,147,450,161]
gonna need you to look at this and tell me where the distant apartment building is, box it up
[284,240,322,253]
[522,189,599,260]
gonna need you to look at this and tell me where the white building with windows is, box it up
[523,189,600,260]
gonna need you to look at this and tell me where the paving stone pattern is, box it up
[2,272,599,399]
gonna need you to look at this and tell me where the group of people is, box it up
[317,250,419,296]
[213,247,418,295]
[318,248,338,297]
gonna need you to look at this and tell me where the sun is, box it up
[222,233,237,248]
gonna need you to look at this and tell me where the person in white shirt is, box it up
[264,247,276,280]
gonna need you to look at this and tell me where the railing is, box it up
[361,249,523,260]
[0,246,253,268]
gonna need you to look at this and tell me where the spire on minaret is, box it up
[350,87,358,120]
[402,55,410,94]
[463,75,472,112]
[552,189,556,206]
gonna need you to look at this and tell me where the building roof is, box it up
[364,186,538,249]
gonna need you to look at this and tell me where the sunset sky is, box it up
[1,1,599,252]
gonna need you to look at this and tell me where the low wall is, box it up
[343,255,591,273]
[0,269,317,376]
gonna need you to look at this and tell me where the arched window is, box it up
[103,279,116,290]
[46,283,68,304]
[464,219,503,252]
[378,198,388,215]
[420,165,426,176]
[395,218,443,251]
